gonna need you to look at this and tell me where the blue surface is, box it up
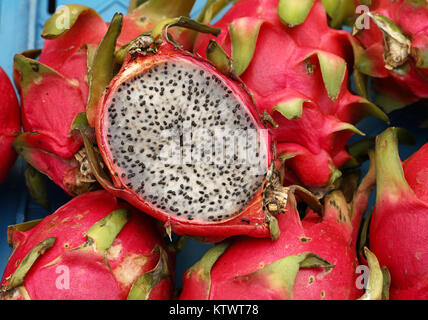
[0,0,427,292]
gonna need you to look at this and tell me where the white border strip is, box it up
[27,0,38,50]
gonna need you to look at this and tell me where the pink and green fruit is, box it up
[369,128,428,300]
[1,190,173,300]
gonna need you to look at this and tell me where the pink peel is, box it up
[0,67,20,183]
[369,128,428,300]
[1,191,173,300]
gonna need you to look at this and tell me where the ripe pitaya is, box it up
[179,158,387,299]
[81,18,287,242]
[13,6,108,196]
[369,127,428,300]
[194,0,388,188]
[353,0,428,112]
[13,1,197,196]
[0,190,172,300]
[0,67,20,183]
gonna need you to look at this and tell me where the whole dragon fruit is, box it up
[13,1,196,197]
[0,67,20,183]
[0,190,172,300]
[179,159,387,300]
[194,0,388,188]
[353,0,428,113]
[369,127,428,300]
[80,17,286,242]
[13,5,108,196]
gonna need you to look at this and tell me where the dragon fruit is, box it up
[0,67,20,183]
[369,127,428,300]
[13,1,196,197]
[179,158,387,299]
[0,190,172,300]
[353,0,428,112]
[13,6,108,196]
[194,0,388,188]
[78,17,289,242]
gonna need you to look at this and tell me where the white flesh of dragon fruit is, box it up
[105,57,269,222]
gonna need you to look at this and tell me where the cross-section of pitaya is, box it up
[0,67,20,183]
[1,190,172,300]
[353,0,428,113]
[369,127,428,299]
[85,18,284,242]
[194,0,388,188]
[179,158,388,299]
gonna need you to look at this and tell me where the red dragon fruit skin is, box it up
[353,0,428,112]
[0,190,173,300]
[0,67,20,183]
[179,158,384,300]
[194,0,388,188]
[369,128,428,300]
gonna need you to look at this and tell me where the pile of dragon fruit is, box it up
[0,0,427,300]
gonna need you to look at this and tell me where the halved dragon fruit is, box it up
[76,18,287,242]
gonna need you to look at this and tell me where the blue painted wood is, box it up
[0,1,31,75]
